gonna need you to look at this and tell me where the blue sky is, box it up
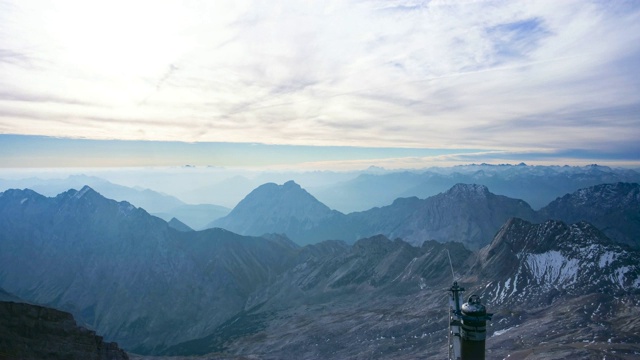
[0,0,639,169]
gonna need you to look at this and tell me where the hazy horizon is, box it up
[1,1,639,169]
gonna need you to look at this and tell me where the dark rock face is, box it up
[0,301,128,360]
[538,182,640,248]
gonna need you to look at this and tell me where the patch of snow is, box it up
[525,251,579,285]
[74,186,91,199]
[510,268,521,297]
[613,266,632,288]
[599,252,616,268]
[493,326,515,337]
[118,203,135,216]
[20,198,28,204]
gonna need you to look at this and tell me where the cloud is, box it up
[0,0,639,164]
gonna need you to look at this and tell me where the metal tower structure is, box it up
[447,282,492,360]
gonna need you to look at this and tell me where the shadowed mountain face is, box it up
[167,217,193,232]
[0,186,298,353]
[161,235,473,357]
[538,182,640,249]
[0,300,129,360]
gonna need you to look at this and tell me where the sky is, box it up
[1,0,639,169]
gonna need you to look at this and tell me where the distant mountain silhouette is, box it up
[209,181,358,245]
[349,183,537,249]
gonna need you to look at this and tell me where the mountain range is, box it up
[0,179,639,358]
[0,186,297,353]
[210,180,639,250]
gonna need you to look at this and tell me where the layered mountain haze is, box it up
[313,164,640,212]
[210,181,537,249]
[210,180,639,251]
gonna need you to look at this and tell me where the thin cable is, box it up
[445,248,455,282]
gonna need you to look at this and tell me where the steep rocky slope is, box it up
[0,301,129,360]
[167,217,193,232]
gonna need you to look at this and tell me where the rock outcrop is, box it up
[0,301,129,360]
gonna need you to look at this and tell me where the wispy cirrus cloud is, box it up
[0,0,639,167]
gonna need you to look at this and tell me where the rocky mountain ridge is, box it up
[0,175,231,230]
[472,218,640,306]
[210,180,638,250]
